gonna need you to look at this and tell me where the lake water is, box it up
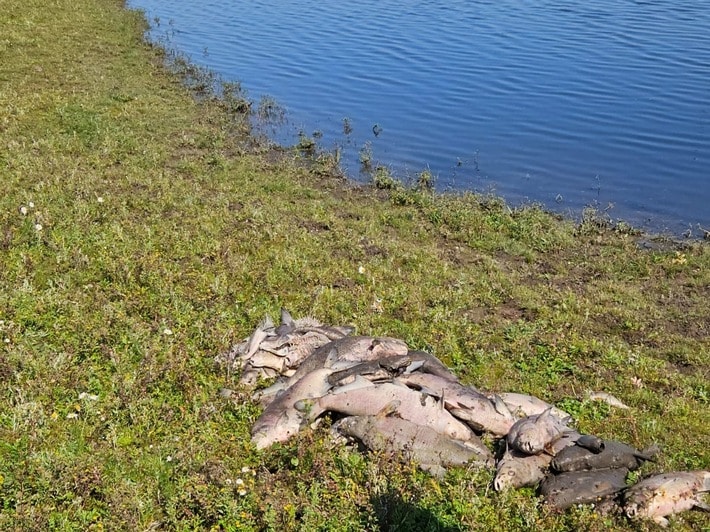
[128,0,710,236]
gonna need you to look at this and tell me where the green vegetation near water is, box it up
[1,0,708,530]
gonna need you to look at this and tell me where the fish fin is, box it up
[652,516,669,527]
[637,444,660,461]
[375,400,401,419]
[280,308,295,328]
[403,360,425,374]
[492,395,512,417]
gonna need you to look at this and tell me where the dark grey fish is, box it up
[327,354,414,385]
[540,468,630,510]
[551,440,658,473]
[335,404,493,477]
[289,336,408,383]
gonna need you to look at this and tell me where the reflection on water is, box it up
[128,0,710,235]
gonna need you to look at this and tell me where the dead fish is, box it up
[507,407,573,455]
[242,315,275,360]
[575,434,606,453]
[551,439,658,473]
[496,392,570,420]
[402,351,461,382]
[396,372,515,437]
[289,336,408,383]
[251,368,334,450]
[540,468,630,510]
[335,404,494,477]
[295,382,477,444]
[494,432,580,491]
[624,470,710,527]
[245,351,287,372]
[586,391,630,410]
[327,354,415,385]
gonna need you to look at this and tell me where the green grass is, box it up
[1,0,708,530]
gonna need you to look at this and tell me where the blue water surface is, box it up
[128,0,710,235]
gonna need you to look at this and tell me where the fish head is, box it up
[494,466,518,491]
[624,502,640,519]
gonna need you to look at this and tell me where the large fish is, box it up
[494,432,580,491]
[507,407,573,455]
[251,368,334,450]
[396,372,515,437]
[551,439,658,473]
[624,470,710,527]
[295,382,477,444]
[540,468,630,510]
[335,404,494,477]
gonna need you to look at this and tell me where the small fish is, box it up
[540,468,630,510]
[507,407,572,455]
[335,404,493,477]
[551,439,658,473]
[624,470,710,527]
[494,432,580,491]
[586,391,630,410]
[496,392,570,420]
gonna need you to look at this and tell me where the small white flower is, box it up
[163,328,173,336]
[66,412,79,419]
[240,466,250,473]
[34,223,42,231]
[358,265,365,274]
[19,206,28,215]
[225,478,233,485]
[28,202,35,208]
[238,489,247,496]
[3,338,9,344]
[97,197,104,203]
[235,478,244,486]
[78,392,99,401]
[166,455,173,462]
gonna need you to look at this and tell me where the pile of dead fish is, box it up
[217,310,710,528]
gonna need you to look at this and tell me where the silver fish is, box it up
[624,470,710,527]
[251,368,334,450]
[507,407,572,455]
[335,405,494,477]
[586,391,630,410]
[496,392,570,420]
[494,432,580,491]
[397,372,515,437]
[295,382,477,444]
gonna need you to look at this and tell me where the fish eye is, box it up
[507,471,516,477]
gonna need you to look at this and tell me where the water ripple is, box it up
[130,0,710,234]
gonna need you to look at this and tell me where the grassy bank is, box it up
[1,0,708,530]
